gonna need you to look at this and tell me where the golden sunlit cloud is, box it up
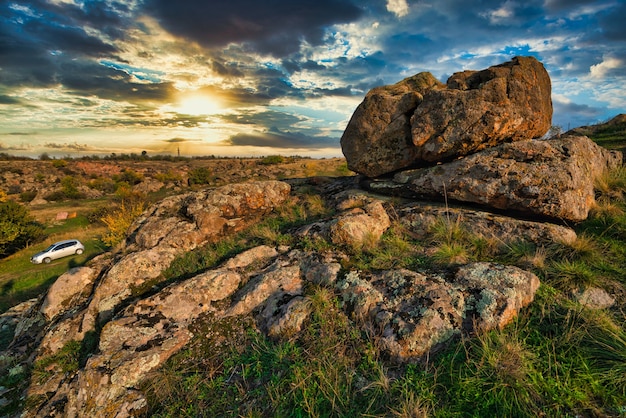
[171,94,224,116]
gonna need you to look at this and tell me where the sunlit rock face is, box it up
[341,56,553,177]
[363,135,622,222]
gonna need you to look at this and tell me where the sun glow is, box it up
[175,94,223,116]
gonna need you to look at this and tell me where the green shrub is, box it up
[44,176,85,201]
[88,177,116,193]
[116,169,144,185]
[51,159,67,168]
[0,200,45,258]
[19,190,38,203]
[154,169,182,183]
[259,155,285,165]
[187,167,212,186]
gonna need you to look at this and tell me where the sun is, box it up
[176,94,223,116]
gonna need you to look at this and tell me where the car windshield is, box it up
[43,244,57,252]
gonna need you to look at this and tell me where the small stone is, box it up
[575,287,615,309]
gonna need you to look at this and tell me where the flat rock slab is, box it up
[364,135,623,222]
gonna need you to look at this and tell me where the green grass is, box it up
[586,123,626,150]
[143,286,437,417]
[0,214,106,314]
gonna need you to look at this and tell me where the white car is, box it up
[31,239,85,264]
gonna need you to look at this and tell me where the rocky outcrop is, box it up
[12,181,291,362]
[22,246,540,416]
[342,56,552,177]
[1,178,551,417]
[341,57,624,224]
[337,263,539,361]
[364,135,622,222]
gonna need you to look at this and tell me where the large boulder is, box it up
[365,135,623,222]
[341,56,552,177]
[340,72,444,177]
[411,56,552,163]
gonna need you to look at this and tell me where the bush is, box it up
[19,190,38,203]
[259,155,285,165]
[154,169,183,183]
[187,167,212,186]
[100,201,145,247]
[0,200,45,258]
[87,177,116,193]
[51,159,67,168]
[116,169,144,185]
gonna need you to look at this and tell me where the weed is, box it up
[32,340,82,384]
[429,215,467,246]
[551,233,601,261]
[347,222,427,271]
[548,259,599,289]
[187,167,212,185]
[594,166,626,200]
[431,242,468,265]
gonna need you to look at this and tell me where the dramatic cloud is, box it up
[226,127,337,150]
[386,0,410,18]
[143,0,363,56]
[0,0,624,158]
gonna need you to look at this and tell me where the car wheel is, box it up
[43,257,51,264]
[76,249,84,255]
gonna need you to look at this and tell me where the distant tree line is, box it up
[0,152,314,162]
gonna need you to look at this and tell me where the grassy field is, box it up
[0,200,107,313]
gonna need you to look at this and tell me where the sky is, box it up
[1,0,625,159]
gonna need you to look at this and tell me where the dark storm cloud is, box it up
[226,127,338,149]
[0,0,154,105]
[163,138,199,143]
[0,142,32,151]
[3,132,35,136]
[49,58,177,103]
[143,0,363,56]
[211,60,244,78]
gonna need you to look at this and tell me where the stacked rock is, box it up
[341,56,622,222]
